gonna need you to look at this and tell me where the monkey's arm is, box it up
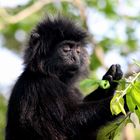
[64,97,115,132]
[84,64,123,102]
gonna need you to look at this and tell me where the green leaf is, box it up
[126,92,136,112]
[110,93,126,115]
[99,80,110,89]
[79,79,99,88]
[131,82,140,106]
[117,79,126,90]
[80,79,110,90]
[113,118,131,140]
[119,101,126,116]
[97,117,130,140]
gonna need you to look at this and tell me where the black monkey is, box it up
[5,16,123,140]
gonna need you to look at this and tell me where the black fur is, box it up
[5,16,123,140]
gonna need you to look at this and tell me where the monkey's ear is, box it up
[30,32,40,46]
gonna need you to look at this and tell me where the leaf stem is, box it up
[106,112,131,138]
[115,72,140,103]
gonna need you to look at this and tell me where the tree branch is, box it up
[0,0,72,30]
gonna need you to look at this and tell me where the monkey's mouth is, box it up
[66,65,79,74]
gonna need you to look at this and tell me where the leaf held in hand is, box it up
[80,79,98,88]
[99,80,110,89]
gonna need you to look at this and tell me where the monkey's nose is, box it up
[71,56,80,65]
[71,56,76,62]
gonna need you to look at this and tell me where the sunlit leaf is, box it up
[131,82,140,107]
[80,79,110,89]
[119,101,126,116]
[126,92,136,112]
[116,78,126,91]
[80,79,98,88]
[110,93,126,115]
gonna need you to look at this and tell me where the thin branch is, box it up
[114,72,140,103]
[0,0,72,30]
[125,69,140,77]
[106,112,131,138]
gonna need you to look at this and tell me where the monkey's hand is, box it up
[84,64,123,102]
[102,64,123,89]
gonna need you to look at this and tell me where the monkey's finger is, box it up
[102,64,116,80]
[102,75,113,83]
[114,64,123,80]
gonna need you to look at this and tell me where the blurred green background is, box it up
[0,0,140,139]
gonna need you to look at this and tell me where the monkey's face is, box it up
[52,40,89,76]
[24,16,89,79]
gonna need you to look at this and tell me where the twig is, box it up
[114,72,140,103]
[106,112,131,138]
[0,0,72,30]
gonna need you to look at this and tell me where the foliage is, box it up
[80,61,140,139]
[111,61,140,117]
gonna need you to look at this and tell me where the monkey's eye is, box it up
[63,45,71,52]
